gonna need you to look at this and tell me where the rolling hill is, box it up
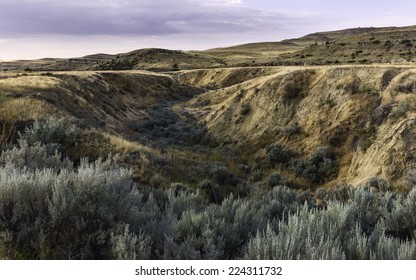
[2,25,416,260]
[2,25,416,72]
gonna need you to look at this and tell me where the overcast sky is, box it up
[0,0,415,60]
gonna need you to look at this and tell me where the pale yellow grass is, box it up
[0,75,61,91]
[103,132,158,155]
[0,97,56,121]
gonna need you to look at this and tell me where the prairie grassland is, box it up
[0,97,56,121]
[0,75,61,91]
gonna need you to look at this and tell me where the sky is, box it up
[0,0,415,60]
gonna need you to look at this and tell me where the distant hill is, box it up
[276,25,416,65]
[196,27,383,66]
[95,48,225,71]
[0,53,116,72]
[2,25,416,72]
[200,25,416,66]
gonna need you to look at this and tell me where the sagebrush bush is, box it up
[245,206,346,260]
[245,193,416,260]
[1,121,416,260]
[0,140,72,172]
[110,225,151,260]
[292,146,338,183]
[19,117,80,147]
[0,142,139,259]
[266,172,288,188]
[208,163,236,186]
[265,144,293,167]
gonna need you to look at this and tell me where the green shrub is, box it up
[244,204,347,260]
[0,142,139,259]
[292,147,338,184]
[208,163,236,186]
[19,117,80,149]
[266,172,288,188]
[265,144,293,167]
[2,122,416,260]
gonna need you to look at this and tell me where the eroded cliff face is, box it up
[179,66,416,186]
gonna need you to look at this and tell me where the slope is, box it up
[2,65,416,190]
[177,65,416,188]
[96,48,226,71]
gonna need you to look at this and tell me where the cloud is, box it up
[0,0,304,37]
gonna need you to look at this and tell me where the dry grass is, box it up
[0,75,61,91]
[0,95,59,145]
[103,132,157,155]
[0,97,57,145]
[0,97,56,121]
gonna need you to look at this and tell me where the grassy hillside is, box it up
[1,65,416,189]
[276,26,416,65]
[197,27,379,66]
[0,54,116,72]
[1,65,416,260]
[95,48,226,71]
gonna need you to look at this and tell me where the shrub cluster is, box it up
[292,147,338,184]
[0,120,415,260]
[129,106,216,148]
[265,144,293,168]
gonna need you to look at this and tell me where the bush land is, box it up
[0,120,415,260]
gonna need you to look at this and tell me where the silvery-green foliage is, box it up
[0,140,72,172]
[346,222,416,260]
[347,187,381,234]
[378,191,397,214]
[244,190,416,260]
[165,188,208,219]
[19,117,79,147]
[162,209,223,260]
[245,204,346,260]
[2,135,416,260]
[162,235,202,260]
[160,190,222,259]
[0,143,139,259]
[0,167,55,257]
[369,223,416,260]
[266,172,287,188]
[159,188,209,257]
[252,186,313,224]
[384,187,416,240]
[315,184,351,203]
[110,225,151,260]
[46,158,139,259]
[202,194,262,259]
[129,193,168,258]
